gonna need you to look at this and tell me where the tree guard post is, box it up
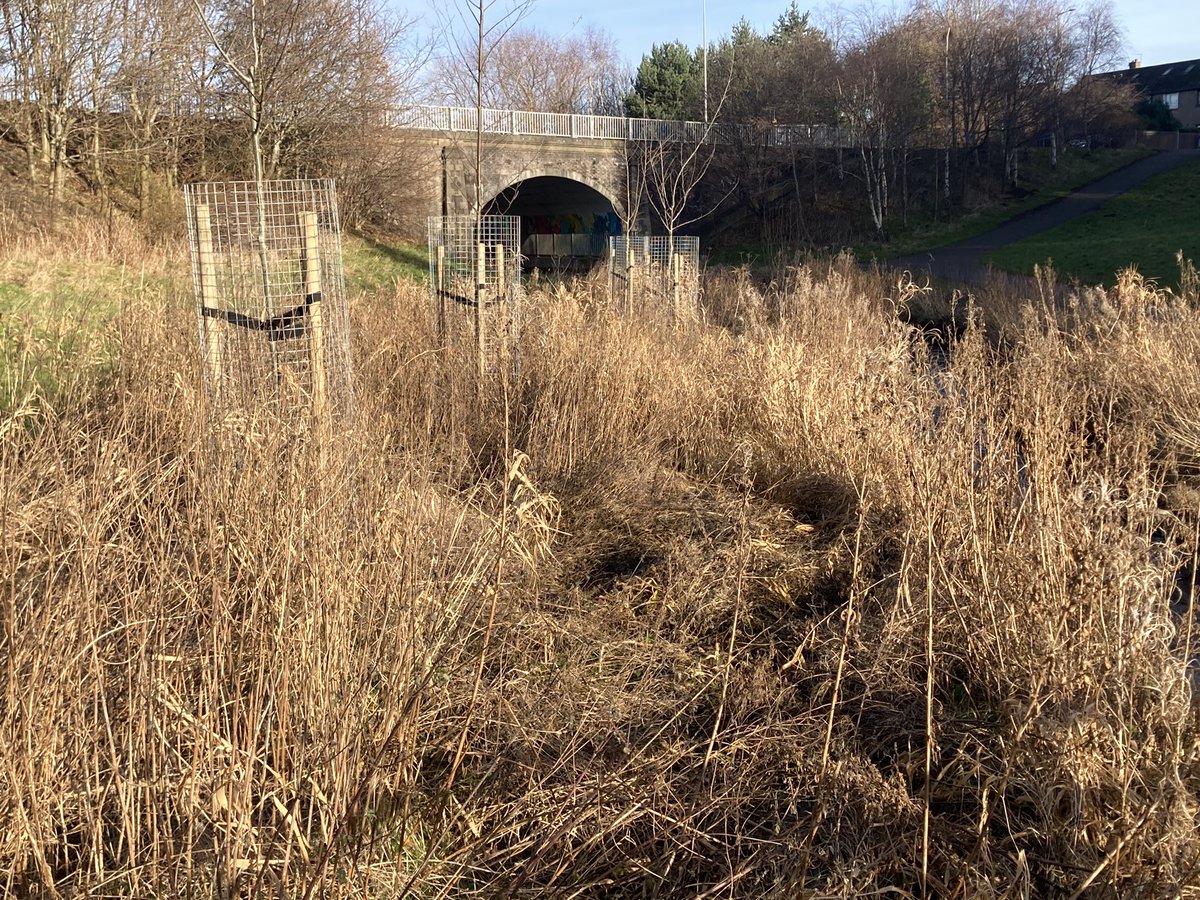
[495,243,506,300]
[476,241,487,380]
[436,243,446,338]
[671,252,680,319]
[301,210,328,422]
[186,179,353,429]
[606,241,614,306]
[196,203,223,401]
[626,241,635,312]
[495,243,508,362]
[643,237,652,298]
[425,214,520,383]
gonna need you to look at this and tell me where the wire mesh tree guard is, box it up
[427,215,522,377]
[608,235,701,317]
[184,179,353,430]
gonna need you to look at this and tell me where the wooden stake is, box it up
[671,252,680,319]
[301,211,328,422]
[606,240,614,306]
[625,241,635,313]
[495,243,506,300]
[476,242,486,380]
[196,203,223,401]
[436,243,446,338]
[495,243,507,363]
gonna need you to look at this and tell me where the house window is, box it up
[1161,92,1180,110]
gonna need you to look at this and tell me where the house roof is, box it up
[1097,58,1200,96]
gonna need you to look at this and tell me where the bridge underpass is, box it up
[482,176,621,270]
[401,105,849,264]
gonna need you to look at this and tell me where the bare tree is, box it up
[193,0,408,182]
[636,72,737,246]
[0,0,41,184]
[1059,1,1127,147]
[0,0,98,198]
[188,0,405,307]
[912,0,1125,196]
[112,0,193,214]
[838,12,935,232]
[430,23,623,114]
[78,0,122,196]
[638,128,716,245]
[433,0,533,219]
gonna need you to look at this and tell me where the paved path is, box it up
[887,149,1200,284]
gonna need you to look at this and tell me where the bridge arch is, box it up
[481,171,625,267]
[481,168,624,216]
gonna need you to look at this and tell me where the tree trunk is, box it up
[91,117,105,195]
[48,109,67,201]
[39,117,51,168]
[266,134,283,181]
[138,151,150,219]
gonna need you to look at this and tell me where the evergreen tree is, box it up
[625,41,700,119]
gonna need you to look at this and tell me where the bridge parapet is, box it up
[388,105,857,149]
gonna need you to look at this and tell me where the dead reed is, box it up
[2,231,1199,897]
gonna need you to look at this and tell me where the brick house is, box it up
[1097,58,1200,129]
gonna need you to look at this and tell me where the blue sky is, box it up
[401,0,1195,72]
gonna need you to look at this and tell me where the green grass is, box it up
[0,256,165,414]
[341,234,429,294]
[985,156,1200,289]
[0,259,129,321]
[855,146,1154,260]
[0,231,430,414]
[0,281,31,309]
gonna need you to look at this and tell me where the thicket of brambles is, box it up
[3,215,1199,895]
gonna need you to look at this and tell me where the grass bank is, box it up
[987,155,1200,289]
[856,145,1153,260]
[3,226,1200,896]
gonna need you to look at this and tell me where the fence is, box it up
[1132,130,1200,150]
[608,235,701,317]
[388,105,857,148]
[184,179,353,428]
[427,215,522,377]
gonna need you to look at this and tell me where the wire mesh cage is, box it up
[608,235,701,316]
[427,215,522,374]
[184,179,353,429]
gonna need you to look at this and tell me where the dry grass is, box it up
[3,226,1200,897]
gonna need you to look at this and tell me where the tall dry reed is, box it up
[2,234,1199,897]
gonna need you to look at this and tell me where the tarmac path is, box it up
[887,148,1200,284]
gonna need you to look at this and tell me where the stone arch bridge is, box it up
[392,105,851,265]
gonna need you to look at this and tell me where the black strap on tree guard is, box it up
[202,292,321,342]
[435,286,509,309]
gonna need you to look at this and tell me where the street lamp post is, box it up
[703,0,708,122]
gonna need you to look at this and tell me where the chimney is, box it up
[1129,58,1141,70]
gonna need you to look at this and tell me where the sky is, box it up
[400,0,1195,74]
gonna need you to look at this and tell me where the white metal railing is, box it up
[387,105,856,148]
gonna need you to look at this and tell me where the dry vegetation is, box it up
[3,223,1200,898]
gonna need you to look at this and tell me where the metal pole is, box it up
[702,0,708,123]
